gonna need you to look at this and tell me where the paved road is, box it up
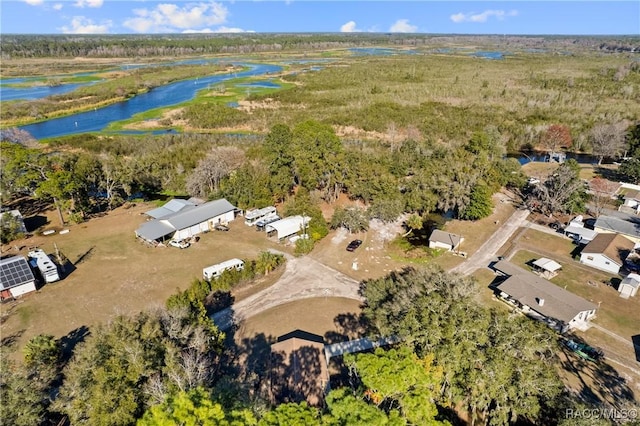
[212,255,361,331]
[450,208,531,275]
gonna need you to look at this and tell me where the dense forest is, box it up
[2,33,638,59]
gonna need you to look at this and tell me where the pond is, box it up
[17,62,283,140]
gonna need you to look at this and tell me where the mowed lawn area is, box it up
[1,202,289,358]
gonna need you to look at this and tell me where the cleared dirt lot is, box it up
[1,202,289,356]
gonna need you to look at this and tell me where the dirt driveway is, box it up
[212,255,361,331]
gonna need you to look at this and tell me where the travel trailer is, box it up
[203,258,245,281]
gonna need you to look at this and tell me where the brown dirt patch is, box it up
[234,297,363,343]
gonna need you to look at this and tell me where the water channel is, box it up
[9,62,282,140]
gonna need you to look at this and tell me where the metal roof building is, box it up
[145,199,197,219]
[136,198,237,243]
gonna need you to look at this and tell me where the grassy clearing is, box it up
[0,202,291,360]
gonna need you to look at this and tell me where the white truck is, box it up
[203,258,244,281]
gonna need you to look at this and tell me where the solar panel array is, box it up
[0,256,35,290]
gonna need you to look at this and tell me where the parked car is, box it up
[346,239,363,252]
[214,224,229,231]
[169,239,190,249]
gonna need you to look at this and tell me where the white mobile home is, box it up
[0,256,37,300]
[245,206,277,226]
[266,216,311,240]
[203,258,245,281]
[28,249,60,283]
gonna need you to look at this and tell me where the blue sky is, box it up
[1,1,638,35]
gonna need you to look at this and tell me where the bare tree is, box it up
[186,146,245,198]
[589,177,620,217]
[590,122,628,165]
[526,163,584,216]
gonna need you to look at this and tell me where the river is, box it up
[14,62,282,140]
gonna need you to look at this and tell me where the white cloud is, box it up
[123,2,229,33]
[22,0,44,5]
[53,3,63,10]
[74,0,103,8]
[450,9,518,23]
[340,21,361,33]
[60,16,111,34]
[183,26,255,33]
[389,19,417,33]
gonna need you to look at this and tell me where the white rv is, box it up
[28,249,60,283]
[244,206,277,226]
[203,258,245,281]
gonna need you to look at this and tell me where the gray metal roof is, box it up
[494,261,596,323]
[145,199,196,219]
[429,229,463,247]
[135,220,175,241]
[1,256,35,290]
[165,199,236,230]
[594,214,640,238]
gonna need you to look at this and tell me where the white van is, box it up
[203,258,244,281]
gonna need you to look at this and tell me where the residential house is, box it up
[428,229,464,252]
[493,260,597,333]
[1,256,37,300]
[618,273,640,299]
[135,198,236,244]
[269,330,330,407]
[580,233,635,274]
[594,214,640,244]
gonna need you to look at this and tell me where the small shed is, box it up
[428,229,464,252]
[619,273,640,299]
[0,256,37,300]
[532,258,562,279]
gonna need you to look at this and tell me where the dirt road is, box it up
[212,255,361,331]
[450,208,531,275]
